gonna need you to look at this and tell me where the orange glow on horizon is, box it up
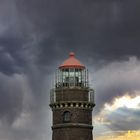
[95,130,140,140]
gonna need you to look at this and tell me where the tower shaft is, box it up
[49,53,95,140]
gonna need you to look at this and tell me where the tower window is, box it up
[63,111,71,122]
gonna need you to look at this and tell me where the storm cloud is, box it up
[0,0,140,139]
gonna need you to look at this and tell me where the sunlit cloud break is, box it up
[94,91,140,124]
[94,91,140,137]
[105,91,140,111]
[96,130,140,140]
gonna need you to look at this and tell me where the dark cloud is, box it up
[93,57,140,113]
[0,73,23,124]
[106,107,140,131]
[0,0,140,139]
[0,37,27,75]
[15,0,140,63]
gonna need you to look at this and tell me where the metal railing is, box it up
[50,88,94,104]
[50,88,56,104]
[88,89,94,103]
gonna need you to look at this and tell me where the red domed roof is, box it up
[59,52,85,69]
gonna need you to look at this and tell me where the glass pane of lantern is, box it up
[69,77,75,86]
[69,68,74,77]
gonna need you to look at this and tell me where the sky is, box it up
[0,0,140,140]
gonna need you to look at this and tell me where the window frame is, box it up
[63,111,71,123]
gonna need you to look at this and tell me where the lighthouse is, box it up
[50,52,95,140]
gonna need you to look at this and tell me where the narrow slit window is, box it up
[63,111,71,122]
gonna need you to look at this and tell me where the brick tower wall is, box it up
[50,88,94,140]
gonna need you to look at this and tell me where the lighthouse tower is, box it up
[50,52,95,140]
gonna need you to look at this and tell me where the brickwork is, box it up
[53,108,92,125]
[50,88,94,140]
[49,53,96,140]
[55,88,89,102]
[52,127,93,140]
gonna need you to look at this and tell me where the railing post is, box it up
[89,89,94,103]
[50,89,56,104]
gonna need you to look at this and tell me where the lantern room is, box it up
[55,52,89,88]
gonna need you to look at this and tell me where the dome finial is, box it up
[59,52,85,68]
[69,52,75,57]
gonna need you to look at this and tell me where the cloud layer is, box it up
[0,0,140,139]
